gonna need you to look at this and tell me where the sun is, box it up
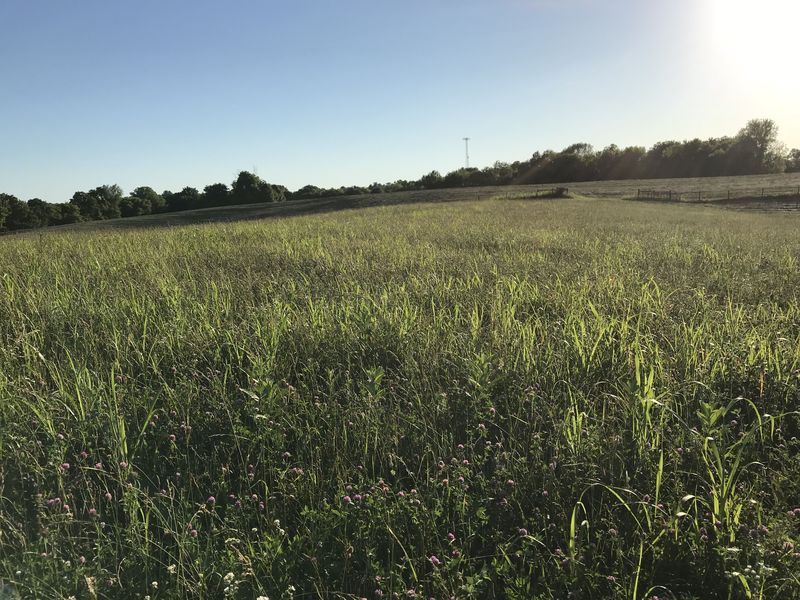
[707,0,800,87]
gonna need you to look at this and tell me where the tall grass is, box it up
[1,198,799,599]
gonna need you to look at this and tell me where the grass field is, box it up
[25,172,800,236]
[1,197,800,599]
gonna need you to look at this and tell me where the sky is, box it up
[1,0,798,202]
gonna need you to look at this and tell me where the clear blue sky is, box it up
[1,0,797,202]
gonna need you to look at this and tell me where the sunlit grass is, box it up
[1,198,799,599]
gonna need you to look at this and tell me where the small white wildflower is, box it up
[256,596,270,600]
[151,580,158,589]
[223,572,235,584]
[167,564,177,575]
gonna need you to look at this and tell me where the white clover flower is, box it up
[167,564,177,575]
[256,596,270,600]
[223,572,235,584]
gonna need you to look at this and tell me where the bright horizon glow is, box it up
[707,0,800,94]
[0,0,798,203]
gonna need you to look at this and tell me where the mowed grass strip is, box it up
[1,198,799,599]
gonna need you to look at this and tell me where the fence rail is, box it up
[637,186,800,204]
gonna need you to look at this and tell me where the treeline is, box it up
[2,119,799,232]
[294,119,800,198]
[0,171,288,233]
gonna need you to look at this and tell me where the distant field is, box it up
[522,171,800,198]
[25,171,800,235]
[1,197,799,598]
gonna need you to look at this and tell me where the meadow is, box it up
[1,197,799,599]
[40,172,800,236]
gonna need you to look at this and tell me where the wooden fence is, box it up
[637,186,800,205]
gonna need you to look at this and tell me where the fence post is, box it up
[669,190,672,202]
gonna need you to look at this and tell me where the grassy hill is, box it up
[23,171,800,235]
[1,197,799,598]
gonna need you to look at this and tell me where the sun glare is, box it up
[708,0,800,88]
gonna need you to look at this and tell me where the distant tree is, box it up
[704,137,737,176]
[69,191,100,220]
[596,144,646,180]
[70,185,122,221]
[442,168,478,188]
[26,198,59,228]
[786,149,800,172]
[203,183,230,207]
[271,184,289,202]
[92,185,123,219]
[119,195,151,217]
[735,118,784,173]
[0,194,13,231]
[294,185,324,198]
[164,187,201,212]
[231,171,275,204]
[419,170,443,189]
[536,143,597,182]
[52,203,82,225]
[131,186,165,213]
[340,185,369,196]
[616,146,646,179]
[4,195,35,230]
[497,162,515,184]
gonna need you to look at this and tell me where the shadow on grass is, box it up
[42,188,499,234]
